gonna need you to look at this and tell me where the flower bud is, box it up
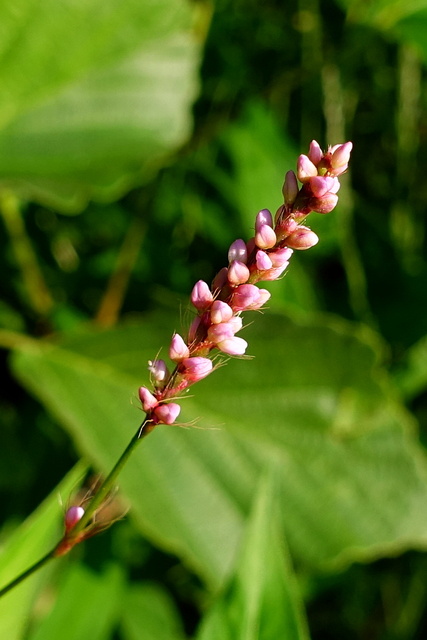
[217,336,248,356]
[330,141,352,173]
[191,280,213,311]
[210,300,233,324]
[269,247,293,267]
[228,239,248,264]
[169,333,190,362]
[138,386,159,411]
[308,140,323,166]
[148,359,169,384]
[153,403,181,425]
[255,209,274,230]
[228,260,250,285]
[282,171,299,205]
[208,322,235,344]
[212,267,228,291]
[231,284,271,311]
[297,154,318,182]
[309,176,339,198]
[228,316,243,333]
[65,506,85,532]
[181,357,213,382]
[285,226,319,250]
[310,193,339,214]
[255,224,277,250]
[256,250,273,271]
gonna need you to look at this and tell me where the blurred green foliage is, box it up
[1,0,427,638]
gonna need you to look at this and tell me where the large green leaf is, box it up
[196,473,310,640]
[0,463,86,640]
[28,563,124,640]
[10,312,427,590]
[0,0,201,211]
[120,583,186,640]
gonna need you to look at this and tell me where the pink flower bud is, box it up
[65,506,85,532]
[191,280,213,311]
[309,176,338,198]
[310,193,339,214]
[181,357,213,381]
[255,209,274,230]
[282,171,299,205]
[269,247,293,267]
[210,300,233,324]
[138,386,159,411]
[169,333,190,362]
[256,250,273,271]
[148,359,169,384]
[228,260,250,285]
[285,226,319,250]
[188,315,202,343]
[231,284,271,311]
[228,239,248,264]
[259,263,290,281]
[153,403,181,425]
[212,267,228,291]
[228,316,243,333]
[308,140,323,166]
[217,336,248,356]
[297,154,318,182]
[249,288,271,309]
[255,224,277,250]
[207,322,235,344]
[330,141,352,173]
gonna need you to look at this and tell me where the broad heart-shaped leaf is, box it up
[0,463,86,640]
[195,473,310,640]
[0,0,200,212]
[10,312,427,590]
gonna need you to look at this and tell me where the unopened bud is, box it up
[308,140,323,166]
[285,226,319,250]
[255,209,274,230]
[210,300,233,324]
[310,193,339,214]
[228,260,250,285]
[217,336,248,356]
[180,357,213,382]
[330,141,352,172]
[169,333,190,362]
[255,224,277,250]
[139,386,159,411]
[153,403,181,425]
[228,239,248,264]
[65,506,85,532]
[191,280,214,310]
[297,154,318,182]
[282,171,299,205]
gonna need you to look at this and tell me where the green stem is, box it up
[0,546,57,598]
[0,418,152,599]
[71,418,151,535]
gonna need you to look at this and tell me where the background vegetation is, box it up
[1,0,427,638]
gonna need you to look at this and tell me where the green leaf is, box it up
[196,473,310,640]
[0,463,86,640]
[10,312,427,590]
[120,583,186,640]
[28,563,124,640]
[335,0,427,29]
[0,0,201,211]
[393,334,427,400]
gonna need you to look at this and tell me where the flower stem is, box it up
[0,417,152,598]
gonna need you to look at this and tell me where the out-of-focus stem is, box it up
[0,190,53,316]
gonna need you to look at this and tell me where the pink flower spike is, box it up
[208,322,235,344]
[228,260,250,285]
[308,140,323,166]
[139,386,159,412]
[309,176,337,198]
[285,226,319,250]
[256,250,273,271]
[255,209,274,230]
[269,247,293,267]
[282,171,299,205]
[181,357,213,382]
[169,333,190,362]
[148,359,169,384]
[211,300,233,324]
[153,403,181,425]
[228,239,248,264]
[330,141,353,172]
[297,154,318,182]
[217,336,248,356]
[191,280,214,311]
[255,224,277,250]
[65,506,85,532]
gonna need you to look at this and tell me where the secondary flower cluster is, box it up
[138,140,352,426]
